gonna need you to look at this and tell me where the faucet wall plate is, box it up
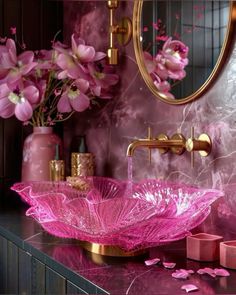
[170,134,186,155]
[157,134,169,154]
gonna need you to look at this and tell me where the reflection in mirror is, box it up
[134,1,235,104]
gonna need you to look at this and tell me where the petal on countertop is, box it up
[214,268,230,277]
[144,258,160,266]
[181,284,199,293]
[197,268,216,278]
[172,269,190,279]
[163,262,176,269]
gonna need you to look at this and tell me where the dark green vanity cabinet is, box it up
[0,236,94,294]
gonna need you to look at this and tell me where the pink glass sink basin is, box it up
[11,177,223,251]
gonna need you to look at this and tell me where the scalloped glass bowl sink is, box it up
[11,177,223,251]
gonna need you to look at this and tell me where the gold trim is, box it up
[80,241,148,257]
[133,1,236,105]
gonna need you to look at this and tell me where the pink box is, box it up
[220,241,236,269]
[187,233,223,261]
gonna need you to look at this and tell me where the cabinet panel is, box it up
[7,240,19,294]
[32,257,46,295]
[67,281,89,295]
[19,249,32,295]
[0,120,3,178]
[0,236,8,293]
[46,266,66,295]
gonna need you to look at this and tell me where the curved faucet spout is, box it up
[127,137,186,157]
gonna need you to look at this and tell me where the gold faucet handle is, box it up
[186,128,212,158]
[186,134,212,156]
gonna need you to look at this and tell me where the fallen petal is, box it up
[187,270,195,274]
[197,267,216,278]
[214,268,230,277]
[145,258,160,266]
[172,270,189,279]
[163,262,176,269]
[197,269,204,275]
[181,284,199,293]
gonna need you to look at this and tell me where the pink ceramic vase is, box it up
[21,127,62,181]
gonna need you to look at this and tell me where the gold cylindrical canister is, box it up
[49,160,65,181]
[71,153,95,177]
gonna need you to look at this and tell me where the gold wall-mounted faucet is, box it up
[127,128,212,165]
[107,0,132,65]
[126,130,186,157]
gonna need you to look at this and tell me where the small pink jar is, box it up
[220,241,236,269]
[187,233,223,261]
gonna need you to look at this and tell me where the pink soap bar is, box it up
[220,240,236,269]
[187,233,223,261]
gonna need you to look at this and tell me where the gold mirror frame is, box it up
[133,1,236,105]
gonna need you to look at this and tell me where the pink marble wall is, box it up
[63,1,236,236]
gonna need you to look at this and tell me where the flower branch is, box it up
[0,33,119,126]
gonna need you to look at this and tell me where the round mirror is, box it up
[133,1,236,104]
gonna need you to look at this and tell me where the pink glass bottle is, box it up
[21,127,62,181]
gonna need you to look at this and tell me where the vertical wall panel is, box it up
[21,0,42,50]
[41,0,63,48]
[0,0,3,34]
[7,241,19,294]
[32,257,46,295]
[0,236,8,294]
[46,267,66,295]
[19,249,32,295]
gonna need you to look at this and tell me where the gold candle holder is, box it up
[71,153,95,177]
[49,160,65,181]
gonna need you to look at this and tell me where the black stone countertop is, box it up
[0,209,236,295]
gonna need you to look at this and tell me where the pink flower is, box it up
[55,34,106,80]
[0,83,39,121]
[87,63,119,93]
[0,35,118,126]
[0,39,37,87]
[143,51,156,74]
[156,35,169,42]
[34,49,55,71]
[56,52,85,80]
[154,78,175,99]
[57,79,90,113]
[71,34,106,63]
[161,37,189,80]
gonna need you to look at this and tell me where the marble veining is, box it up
[2,211,236,294]
[62,1,236,237]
